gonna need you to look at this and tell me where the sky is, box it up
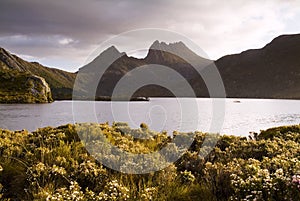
[1,0,300,72]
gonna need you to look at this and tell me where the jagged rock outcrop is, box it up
[0,69,53,103]
[27,75,52,102]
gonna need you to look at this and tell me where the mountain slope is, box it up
[215,34,300,99]
[0,48,76,100]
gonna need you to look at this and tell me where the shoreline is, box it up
[1,96,300,104]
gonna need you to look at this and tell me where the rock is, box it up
[27,75,53,103]
[0,69,53,103]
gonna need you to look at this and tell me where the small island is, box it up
[93,96,149,101]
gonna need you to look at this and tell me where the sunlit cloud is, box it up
[58,38,74,45]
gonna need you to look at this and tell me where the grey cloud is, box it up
[0,0,172,71]
[0,0,165,40]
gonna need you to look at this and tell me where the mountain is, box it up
[0,47,76,102]
[1,33,300,102]
[215,34,300,99]
[76,34,300,99]
[75,41,212,99]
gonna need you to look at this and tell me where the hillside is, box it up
[215,34,300,99]
[0,47,76,101]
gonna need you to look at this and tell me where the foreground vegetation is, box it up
[0,123,300,200]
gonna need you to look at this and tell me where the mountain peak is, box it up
[149,40,186,51]
[146,40,210,65]
[78,45,126,72]
[105,45,120,53]
[96,45,127,59]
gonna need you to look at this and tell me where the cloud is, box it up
[0,34,77,48]
[18,54,36,61]
[0,0,300,71]
[58,38,75,45]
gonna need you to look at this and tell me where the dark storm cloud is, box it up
[0,0,165,42]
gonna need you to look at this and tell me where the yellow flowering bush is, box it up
[0,124,300,200]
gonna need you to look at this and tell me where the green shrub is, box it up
[0,124,300,200]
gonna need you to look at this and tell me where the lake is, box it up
[0,98,299,136]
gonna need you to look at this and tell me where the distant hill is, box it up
[1,33,300,103]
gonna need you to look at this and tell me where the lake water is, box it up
[0,98,299,136]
